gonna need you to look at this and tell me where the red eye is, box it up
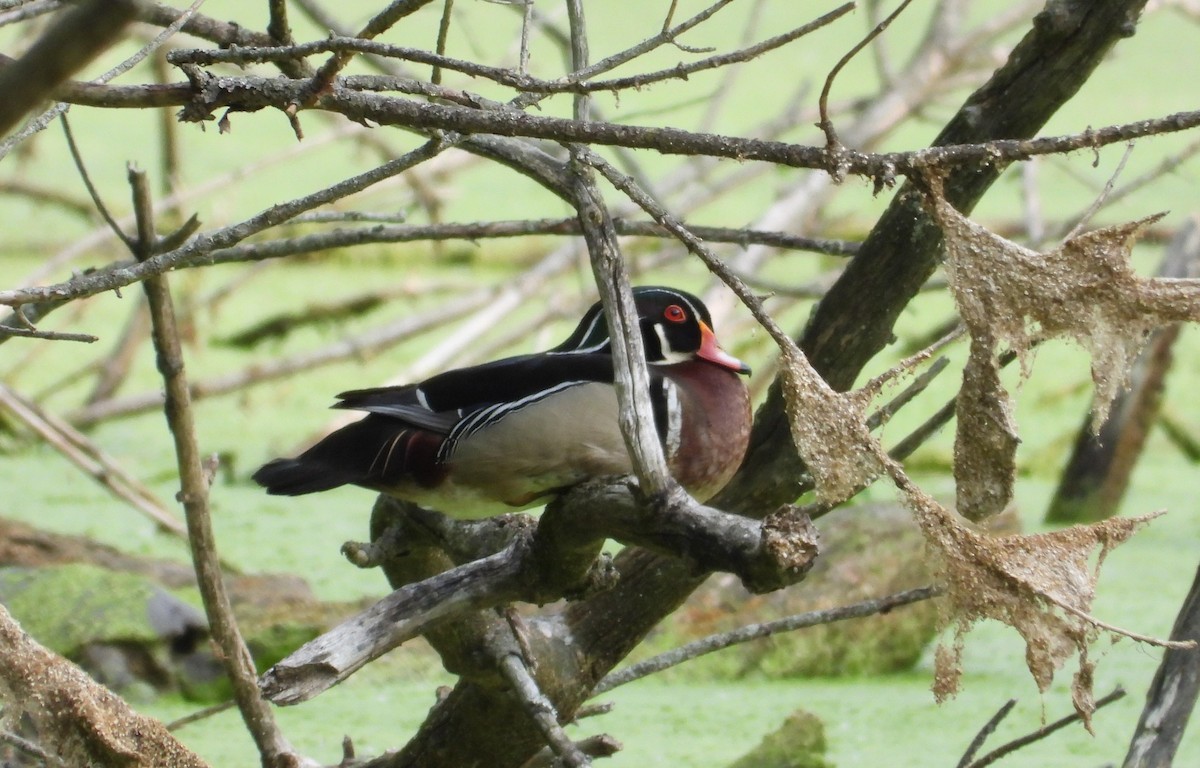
[663,305,687,323]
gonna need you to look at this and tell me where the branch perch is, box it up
[260,479,818,705]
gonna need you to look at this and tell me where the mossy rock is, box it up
[0,530,365,702]
[0,563,219,697]
[0,563,203,657]
[729,708,830,768]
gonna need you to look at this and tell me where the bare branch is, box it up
[576,3,853,94]
[593,586,940,694]
[956,699,1016,768]
[497,654,592,768]
[1063,140,1136,240]
[0,138,452,308]
[128,166,299,767]
[818,0,916,149]
[266,0,293,45]
[0,0,63,27]
[61,114,135,249]
[260,540,537,705]
[261,480,818,705]
[0,320,96,343]
[0,0,137,137]
[964,687,1127,768]
[0,382,186,537]
[431,0,453,85]
[0,0,205,159]
[291,0,439,110]
[166,700,237,732]
[69,287,492,426]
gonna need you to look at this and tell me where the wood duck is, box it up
[252,286,751,517]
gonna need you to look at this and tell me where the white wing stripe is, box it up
[439,380,591,462]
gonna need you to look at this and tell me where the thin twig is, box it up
[964,687,1127,768]
[0,0,63,27]
[1063,140,1135,240]
[86,296,149,404]
[956,699,1016,768]
[60,113,134,249]
[166,699,236,731]
[1057,135,1200,237]
[864,355,952,431]
[291,0,439,111]
[1020,159,1044,247]
[0,382,187,538]
[128,165,298,767]
[1051,596,1196,651]
[14,121,379,290]
[518,0,533,74]
[171,6,853,97]
[1,137,454,308]
[432,0,453,85]
[70,288,493,426]
[498,654,592,768]
[0,727,66,768]
[0,322,95,342]
[583,148,797,357]
[208,217,857,263]
[593,586,940,694]
[818,0,916,149]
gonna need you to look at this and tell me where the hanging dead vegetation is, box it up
[771,185,1200,727]
[937,194,1200,521]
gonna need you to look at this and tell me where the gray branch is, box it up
[259,480,818,705]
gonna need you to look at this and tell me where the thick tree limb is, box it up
[0,0,136,137]
[260,481,818,705]
[0,605,207,768]
[260,541,535,705]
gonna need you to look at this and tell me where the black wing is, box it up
[335,353,625,429]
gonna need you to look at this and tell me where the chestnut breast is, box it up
[661,360,751,502]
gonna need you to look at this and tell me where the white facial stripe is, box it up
[547,308,609,355]
[416,388,431,410]
[653,323,691,363]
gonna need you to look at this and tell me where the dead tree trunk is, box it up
[1124,560,1200,767]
